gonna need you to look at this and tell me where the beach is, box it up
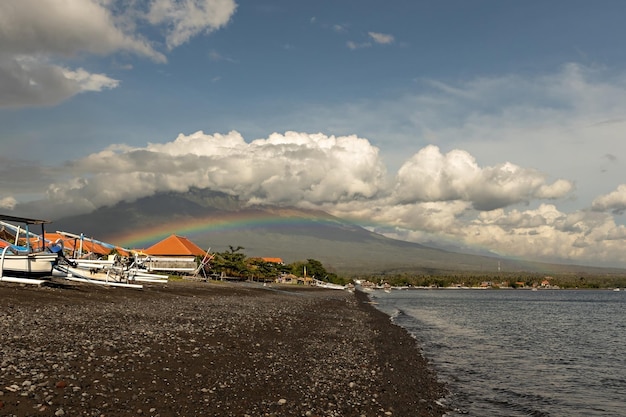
[0,280,447,417]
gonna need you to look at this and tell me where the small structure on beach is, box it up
[139,234,206,273]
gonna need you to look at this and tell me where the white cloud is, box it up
[279,63,626,214]
[346,40,371,50]
[0,56,118,108]
[393,145,572,210]
[368,32,394,44]
[0,197,17,210]
[0,0,236,108]
[346,31,394,49]
[146,0,237,50]
[592,184,626,214]
[57,131,387,209]
[0,0,164,60]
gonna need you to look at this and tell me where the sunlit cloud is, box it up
[0,0,236,108]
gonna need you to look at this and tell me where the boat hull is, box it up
[1,252,57,278]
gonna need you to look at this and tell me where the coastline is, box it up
[0,280,447,416]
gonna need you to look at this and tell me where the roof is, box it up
[261,257,284,264]
[143,235,206,256]
[24,233,113,256]
[23,232,131,257]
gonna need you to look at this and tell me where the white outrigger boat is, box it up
[53,262,144,289]
[0,214,61,285]
[54,231,169,286]
[0,216,167,289]
[312,278,347,290]
[0,250,58,278]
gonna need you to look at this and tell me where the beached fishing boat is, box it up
[0,214,60,283]
[53,263,144,289]
[0,250,58,278]
[312,278,346,290]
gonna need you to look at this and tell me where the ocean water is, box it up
[368,289,626,417]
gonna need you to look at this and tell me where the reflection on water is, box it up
[371,289,626,417]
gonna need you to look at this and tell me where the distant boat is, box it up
[614,288,621,292]
[312,278,346,290]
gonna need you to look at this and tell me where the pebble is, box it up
[0,281,447,416]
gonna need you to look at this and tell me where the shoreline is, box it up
[0,280,447,416]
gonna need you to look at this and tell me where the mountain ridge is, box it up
[52,188,626,276]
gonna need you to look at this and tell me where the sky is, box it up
[2,0,626,267]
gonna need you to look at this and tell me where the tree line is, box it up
[202,246,346,284]
[351,271,626,289]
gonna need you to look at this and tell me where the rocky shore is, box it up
[0,280,447,417]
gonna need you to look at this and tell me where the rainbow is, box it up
[109,212,328,249]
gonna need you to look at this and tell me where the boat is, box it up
[312,278,346,290]
[0,249,58,278]
[0,214,60,283]
[53,263,144,289]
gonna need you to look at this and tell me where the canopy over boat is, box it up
[0,214,51,225]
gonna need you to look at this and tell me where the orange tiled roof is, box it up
[143,235,206,256]
[261,257,284,264]
[31,233,129,256]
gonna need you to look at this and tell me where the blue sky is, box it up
[3,0,626,267]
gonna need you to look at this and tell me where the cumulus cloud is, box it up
[33,131,573,219]
[0,0,236,108]
[48,131,387,212]
[393,145,572,210]
[592,184,626,214]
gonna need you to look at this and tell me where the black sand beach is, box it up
[0,280,447,416]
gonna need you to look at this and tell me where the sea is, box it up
[368,288,626,417]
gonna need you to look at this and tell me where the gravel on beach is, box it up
[0,280,447,417]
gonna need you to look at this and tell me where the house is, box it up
[275,273,313,285]
[143,234,206,256]
[139,234,206,274]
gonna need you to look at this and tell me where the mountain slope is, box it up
[52,188,625,276]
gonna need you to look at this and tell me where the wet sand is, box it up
[0,280,447,416]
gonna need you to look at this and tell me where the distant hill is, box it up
[52,188,626,276]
